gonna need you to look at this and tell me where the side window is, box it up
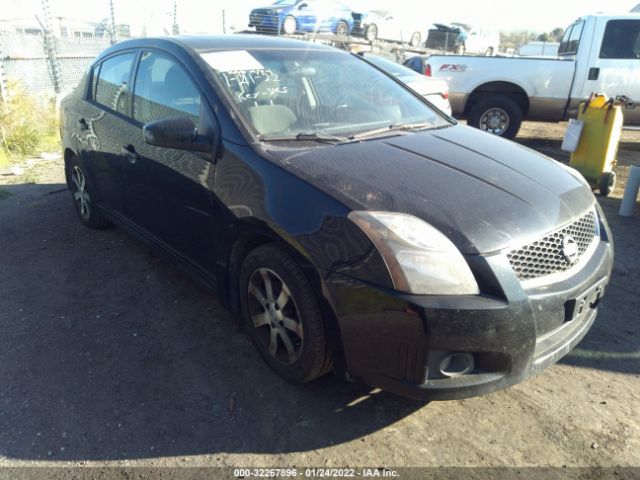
[600,20,640,59]
[94,52,135,115]
[559,22,583,55]
[132,51,201,125]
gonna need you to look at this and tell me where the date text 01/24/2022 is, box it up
[233,468,399,478]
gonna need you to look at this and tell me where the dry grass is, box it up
[0,82,60,168]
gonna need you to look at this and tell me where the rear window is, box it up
[559,21,584,55]
[600,20,640,59]
[94,52,135,115]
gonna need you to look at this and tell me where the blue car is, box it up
[249,0,353,36]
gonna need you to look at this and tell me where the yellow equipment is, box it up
[570,93,624,197]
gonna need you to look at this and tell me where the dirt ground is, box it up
[0,122,639,476]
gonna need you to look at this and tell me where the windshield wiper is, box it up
[259,131,350,144]
[350,122,435,140]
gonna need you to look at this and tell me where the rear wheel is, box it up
[484,47,494,56]
[68,156,110,229]
[365,23,378,42]
[239,244,332,383]
[409,31,422,47]
[468,95,523,139]
[282,15,297,35]
[335,20,349,36]
[598,171,616,196]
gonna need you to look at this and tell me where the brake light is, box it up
[425,64,432,77]
[441,91,449,100]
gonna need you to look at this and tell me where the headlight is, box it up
[348,211,479,295]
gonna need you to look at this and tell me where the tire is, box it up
[598,171,616,196]
[485,47,494,56]
[335,20,349,36]
[409,31,422,47]
[68,155,110,229]
[365,23,378,42]
[282,15,297,35]
[239,244,332,383]
[468,95,523,139]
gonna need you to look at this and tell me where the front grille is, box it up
[507,209,598,281]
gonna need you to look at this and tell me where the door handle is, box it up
[588,67,600,81]
[77,118,88,131]
[121,144,140,164]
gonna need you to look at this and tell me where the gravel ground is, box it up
[0,122,638,476]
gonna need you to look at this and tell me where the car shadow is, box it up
[0,181,424,461]
[559,195,640,375]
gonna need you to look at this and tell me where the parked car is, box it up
[426,13,640,138]
[360,53,451,114]
[60,35,613,401]
[426,23,499,55]
[351,9,423,46]
[249,0,353,35]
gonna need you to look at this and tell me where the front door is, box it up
[581,18,640,124]
[124,50,220,272]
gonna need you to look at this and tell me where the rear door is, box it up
[583,18,640,124]
[125,50,220,271]
[83,51,137,214]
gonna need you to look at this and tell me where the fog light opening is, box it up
[439,352,474,377]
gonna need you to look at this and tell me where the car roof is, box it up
[107,34,338,55]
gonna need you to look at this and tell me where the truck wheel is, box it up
[239,244,332,383]
[468,95,523,139]
[598,171,616,196]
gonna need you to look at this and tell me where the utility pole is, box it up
[109,0,117,44]
[172,0,179,35]
[40,0,61,95]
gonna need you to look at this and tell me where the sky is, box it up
[4,0,639,33]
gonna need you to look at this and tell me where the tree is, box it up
[537,33,550,42]
[550,27,564,42]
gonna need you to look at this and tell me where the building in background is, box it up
[0,16,132,39]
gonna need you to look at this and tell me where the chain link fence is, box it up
[0,30,111,99]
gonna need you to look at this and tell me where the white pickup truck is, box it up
[426,13,640,138]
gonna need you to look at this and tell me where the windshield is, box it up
[273,0,298,5]
[364,55,422,79]
[201,49,449,140]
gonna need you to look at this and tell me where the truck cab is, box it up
[427,14,640,138]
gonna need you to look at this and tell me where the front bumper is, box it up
[325,238,613,401]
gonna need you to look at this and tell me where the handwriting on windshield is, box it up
[219,68,288,103]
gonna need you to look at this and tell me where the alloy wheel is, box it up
[71,165,91,220]
[247,267,304,365]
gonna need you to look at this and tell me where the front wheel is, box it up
[239,244,332,383]
[598,171,616,196]
[68,156,110,229]
[365,23,378,42]
[468,95,523,139]
[282,15,297,35]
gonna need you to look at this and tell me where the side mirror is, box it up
[298,2,308,9]
[143,117,212,153]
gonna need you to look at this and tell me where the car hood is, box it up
[251,5,290,13]
[266,125,595,255]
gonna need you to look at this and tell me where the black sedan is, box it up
[59,35,613,400]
